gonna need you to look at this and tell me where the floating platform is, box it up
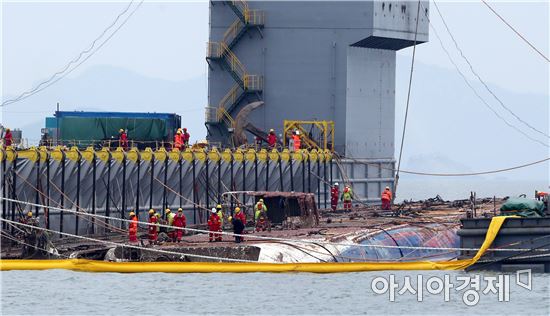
[458,217,550,272]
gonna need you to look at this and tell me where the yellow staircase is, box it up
[206,0,264,127]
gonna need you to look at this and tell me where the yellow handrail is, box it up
[217,107,235,127]
[206,42,222,58]
[243,75,263,90]
[218,84,241,111]
[283,120,335,152]
[231,0,249,22]
[223,19,244,46]
[220,42,247,80]
[245,10,264,25]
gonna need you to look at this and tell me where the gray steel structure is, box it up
[206,0,429,201]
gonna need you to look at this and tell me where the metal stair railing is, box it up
[217,107,235,127]
[245,10,264,26]
[223,19,245,48]
[219,42,247,84]
[218,84,242,114]
[288,124,321,150]
[243,75,263,91]
[228,0,249,22]
[206,42,222,59]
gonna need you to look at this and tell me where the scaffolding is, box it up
[283,120,335,152]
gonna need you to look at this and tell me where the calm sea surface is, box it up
[1,270,549,315]
[1,179,549,315]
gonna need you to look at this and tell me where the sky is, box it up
[1,0,549,181]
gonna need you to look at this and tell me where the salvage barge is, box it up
[0,195,499,264]
[459,217,550,272]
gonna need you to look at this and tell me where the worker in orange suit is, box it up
[147,209,158,244]
[292,130,301,151]
[381,186,393,210]
[330,182,340,211]
[182,128,190,148]
[267,129,277,149]
[173,208,187,242]
[174,128,183,150]
[128,211,138,243]
[3,128,13,147]
[207,208,222,242]
[119,129,128,150]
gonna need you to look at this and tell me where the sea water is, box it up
[1,179,548,315]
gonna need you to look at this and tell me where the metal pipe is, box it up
[105,156,110,224]
[230,158,234,212]
[1,156,6,229]
[10,157,17,234]
[289,159,294,191]
[121,155,126,225]
[242,161,246,205]
[2,154,8,229]
[254,158,258,192]
[46,155,50,229]
[216,159,221,204]
[60,153,65,236]
[317,160,321,207]
[162,158,168,213]
[136,158,141,218]
[278,159,283,191]
[149,156,154,211]
[302,160,306,193]
[35,157,40,217]
[179,159,183,208]
[324,159,328,209]
[91,154,96,234]
[265,159,269,191]
[192,158,196,224]
[205,159,210,212]
[75,154,81,235]
[307,159,311,193]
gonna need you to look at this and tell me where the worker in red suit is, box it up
[173,208,187,242]
[147,209,158,244]
[174,128,183,151]
[182,128,190,148]
[3,128,13,147]
[267,129,277,149]
[119,129,128,150]
[292,130,301,151]
[330,182,340,211]
[128,211,138,243]
[381,186,392,210]
[207,208,222,242]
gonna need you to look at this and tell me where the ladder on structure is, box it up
[206,0,264,130]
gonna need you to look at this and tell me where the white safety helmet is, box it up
[211,208,217,213]
[334,182,339,186]
[295,130,300,135]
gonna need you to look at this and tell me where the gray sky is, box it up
[1,0,548,181]
[2,1,547,96]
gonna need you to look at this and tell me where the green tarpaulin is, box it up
[60,117,168,143]
[500,197,545,217]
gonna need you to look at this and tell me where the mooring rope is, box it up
[0,218,255,263]
[3,197,548,253]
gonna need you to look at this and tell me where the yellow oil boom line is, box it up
[0,216,520,273]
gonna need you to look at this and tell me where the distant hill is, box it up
[395,55,548,180]
[2,58,547,180]
[2,64,208,144]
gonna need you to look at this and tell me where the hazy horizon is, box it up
[1,1,548,182]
